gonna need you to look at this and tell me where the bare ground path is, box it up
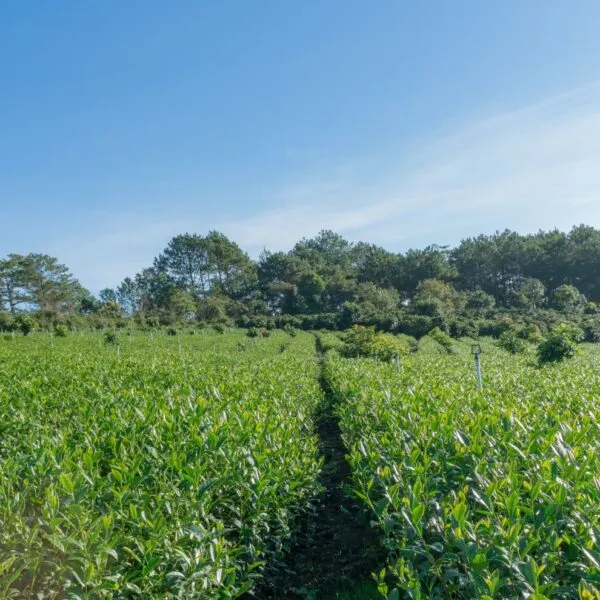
[247,336,384,599]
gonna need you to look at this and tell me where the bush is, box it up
[448,318,479,339]
[429,327,455,354]
[103,331,119,345]
[298,313,339,331]
[283,324,297,337]
[273,315,303,330]
[316,332,345,353]
[212,324,227,334]
[396,333,418,353]
[0,312,15,332]
[560,323,584,343]
[518,323,543,344]
[397,314,436,339]
[246,327,270,339]
[582,317,600,343]
[537,324,581,364]
[496,316,518,335]
[342,325,410,361]
[497,330,527,354]
[54,324,69,337]
[15,314,35,336]
[166,327,177,336]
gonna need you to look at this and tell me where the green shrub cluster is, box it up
[341,325,413,361]
[537,323,583,364]
[496,329,527,354]
[54,323,69,338]
[428,326,455,353]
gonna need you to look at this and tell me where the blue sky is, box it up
[2,1,600,291]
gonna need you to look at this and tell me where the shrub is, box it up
[274,315,303,329]
[212,324,227,334]
[342,325,410,361]
[283,324,297,337]
[246,327,270,338]
[298,313,338,331]
[518,323,543,344]
[316,332,345,353]
[429,327,455,354]
[397,314,436,339]
[448,318,479,339]
[537,324,581,364]
[166,327,177,336]
[497,330,527,354]
[103,331,119,345]
[54,324,69,338]
[15,314,35,336]
[496,315,517,335]
[582,317,600,343]
[396,333,418,353]
[0,312,15,332]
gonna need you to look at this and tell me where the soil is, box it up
[246,338,384,599]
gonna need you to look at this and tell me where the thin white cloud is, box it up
[223,81,600,251]
[53,82,600,291]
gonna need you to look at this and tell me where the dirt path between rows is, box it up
[247,336,384,599]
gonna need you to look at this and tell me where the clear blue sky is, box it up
[2,1,600,290]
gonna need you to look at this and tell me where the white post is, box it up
[474,352,483,391]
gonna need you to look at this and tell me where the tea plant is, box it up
[327,340,600,599]
[0,330,322,598]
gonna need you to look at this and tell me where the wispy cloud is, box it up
[54,82,600,291]
[223,81,600,253]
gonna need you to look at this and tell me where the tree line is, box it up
[2,225,600,340]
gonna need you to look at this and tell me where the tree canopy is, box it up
[3,225,600,338]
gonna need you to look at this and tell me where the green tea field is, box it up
[1,330,599,599]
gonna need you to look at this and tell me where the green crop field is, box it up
[1,330,599,599]
[327,338,600,599]
[0,330,322,598]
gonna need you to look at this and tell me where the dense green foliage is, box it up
[4,225,600,340]
[341,326,414,361]
[0,331,322,598]
[325,341,600,598]
[537,324,584,364]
